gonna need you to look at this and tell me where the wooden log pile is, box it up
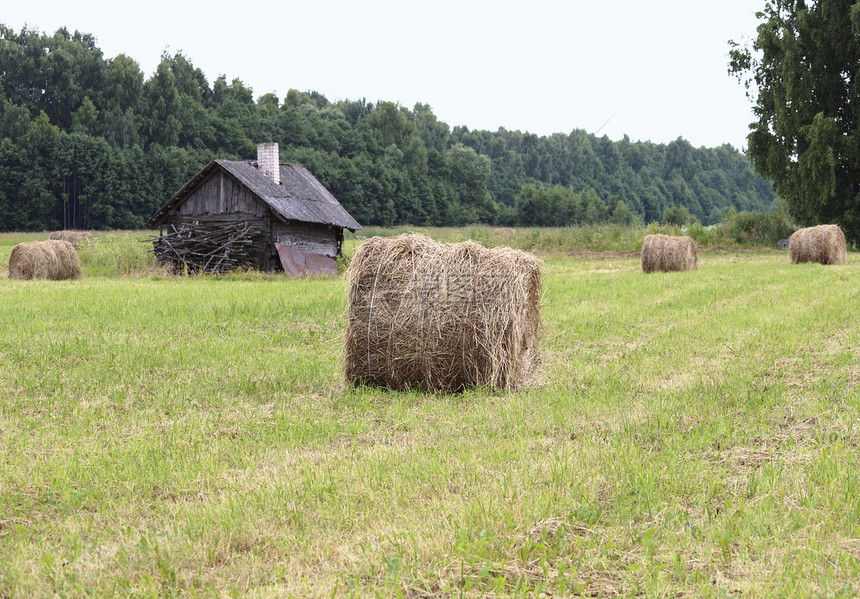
[148,222,260,274]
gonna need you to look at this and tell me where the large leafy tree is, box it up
[729,0,860,243]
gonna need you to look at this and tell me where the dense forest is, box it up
[0,24,777,232]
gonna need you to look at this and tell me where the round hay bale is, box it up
[49,230,94,247]
[49,230,73,242]
[8,240,81,280]
[641,234,698,273]
[75,231,94,246]
[9,241,59,280]
[788,224,846,265]
[46,239,82,279]
[344,233,543,392]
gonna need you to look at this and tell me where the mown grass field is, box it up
[0,229,858,597]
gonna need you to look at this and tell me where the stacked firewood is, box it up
[149,222,259,274]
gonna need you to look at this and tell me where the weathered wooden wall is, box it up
[176,172,266,217]
[274,222,339,258]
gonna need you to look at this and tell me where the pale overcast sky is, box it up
[3,0,763,149]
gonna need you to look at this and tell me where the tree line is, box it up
[0,24,777,233]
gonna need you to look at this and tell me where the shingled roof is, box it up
[145,160,362,231]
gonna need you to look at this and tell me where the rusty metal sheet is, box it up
[275,243,338,277]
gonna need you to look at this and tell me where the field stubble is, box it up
[0,231,858,597]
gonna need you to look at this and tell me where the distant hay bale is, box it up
[641,234,697,273]
[344,233,543,392]
[8,240,82,280]
[49,230,94,247]
[788,224,846,265]
[49,230,70,242]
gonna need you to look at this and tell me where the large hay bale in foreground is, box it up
[345,234,543,392]
[49,230,94,247]
[788,224,846,265]
[641,234,697,273]
[8,240,82,280]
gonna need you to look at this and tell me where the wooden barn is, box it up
[145,142,361,275]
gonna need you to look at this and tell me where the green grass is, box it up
[0,231,858,597]
[0,230,161,279]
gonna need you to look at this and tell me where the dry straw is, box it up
[788,224,846,265]
[641,234,698,273]
[344,233,543,392]
[49,230,94,247]
[8,240,82,280]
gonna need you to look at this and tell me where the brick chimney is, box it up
[257,142,280,184]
